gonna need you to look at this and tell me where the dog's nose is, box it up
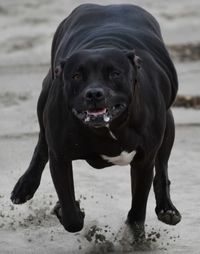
[85,88,105,102]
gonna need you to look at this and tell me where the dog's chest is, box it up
[101,150,136,166]
[98,128,136,166]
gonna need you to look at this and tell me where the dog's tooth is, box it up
[85,116,90,122]
[103,114,110,122]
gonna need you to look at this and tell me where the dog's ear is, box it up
[124,50,142,94]
[125,50,142,70]
[54,59,66,79]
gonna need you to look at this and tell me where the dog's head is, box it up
[55,48,141,128]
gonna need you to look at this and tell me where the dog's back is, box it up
[52,4,178,107]
[53,4,163,60]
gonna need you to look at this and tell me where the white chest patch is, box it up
[101,150,136,166]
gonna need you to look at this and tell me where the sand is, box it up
[0,0,200,253]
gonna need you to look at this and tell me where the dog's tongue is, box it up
[87,108,106,116]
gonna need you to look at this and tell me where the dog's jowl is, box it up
[11,4,181,238]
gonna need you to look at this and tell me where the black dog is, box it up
[11,4,181,237]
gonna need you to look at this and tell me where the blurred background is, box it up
[0,0,200,104]
[0,0,200,60]
[0,1,200,253]
[0,0,200,65]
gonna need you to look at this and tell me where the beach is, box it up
[0,1,200,253]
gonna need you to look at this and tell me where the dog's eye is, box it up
[72,72,82,81]
[109,71,121,79]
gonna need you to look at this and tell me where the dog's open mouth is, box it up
[72,104,126,128]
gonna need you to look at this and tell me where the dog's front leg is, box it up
[127,162,154,241]
[49,152,84,232]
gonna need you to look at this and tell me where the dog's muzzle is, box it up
[72,104,126,128]
[72,87,127,128]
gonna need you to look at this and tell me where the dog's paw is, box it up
[11,174,40,204]
[52,201,85,232]
[126,221,146,243]
[156,207,181,225]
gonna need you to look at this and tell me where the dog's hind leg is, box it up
[11,71,51,204]
[153,109,181,225]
